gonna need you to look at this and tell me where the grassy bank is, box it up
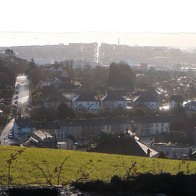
[0,146,196,185]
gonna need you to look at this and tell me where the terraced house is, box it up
[72,93,100,113]
[101,92,127,109]
[57,118,131,139]
[131,116,184,136]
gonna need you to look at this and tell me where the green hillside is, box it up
[0,146,195,186]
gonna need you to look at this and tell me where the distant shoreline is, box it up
[1,32,196,48]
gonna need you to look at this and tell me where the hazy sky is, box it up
[1,0,196,33]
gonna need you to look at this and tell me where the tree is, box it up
[5,49,15,57]
[108,62,135,90]
[79,64,93,90]
[57,103,76,119]
[29,58,36,69]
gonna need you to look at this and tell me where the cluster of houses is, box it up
[38,62,196,114]
[12,62,195,156]
[11,113,196,148]
[74,92,196,113]
[10,114,196,160]
[41,89,196,113]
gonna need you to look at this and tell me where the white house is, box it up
[13,119,36,139]
[101,93,127,109]
[131,116,182,136]
[72,94,100,113]
[57,118,130,139]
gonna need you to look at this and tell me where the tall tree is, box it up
[108,62,135,90]
[5,49,15,57]
[57,103,76,119]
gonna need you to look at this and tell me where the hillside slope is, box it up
[1,44,196,65]
[0,146,195,185]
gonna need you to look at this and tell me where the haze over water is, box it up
[1,32,196,48]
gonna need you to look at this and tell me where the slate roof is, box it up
[89,136,148,157]
[133,91,158,103]
[73,94,98,102]
[15,118,35,128]
[36,121,60,130]
[102,94,126,101]
[45,93,66,102]
[58,117,129,127]
[132,115,185,124]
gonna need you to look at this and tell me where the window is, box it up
[60,132,64,138]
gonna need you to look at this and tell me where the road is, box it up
[12,74,30,118]
[0,74,30,145]
[0,118,15,145]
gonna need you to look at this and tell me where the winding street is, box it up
[0,74,30,145]
[13,74,30,118]
[0,118,15,145]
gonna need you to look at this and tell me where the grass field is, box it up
[0,146,196,185]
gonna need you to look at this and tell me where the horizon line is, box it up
[2,31,196,34]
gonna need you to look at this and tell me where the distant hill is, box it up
[0,43,98,65]
[1,43,196,65]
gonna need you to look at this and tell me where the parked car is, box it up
[14,96,18,100]
[8,133,13,139]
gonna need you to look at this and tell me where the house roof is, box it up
[62,93,78,101]
[89,135,148,157]
[136,140,158,157]
[45,93,66,102]
[102,94,126,101]
[32,130,53,140]
[58,117,129,127]
[73,94,98,102]
[36,121,60,130]
[133,91,158,103]
[169,95,183,102]
[132,115,185,124]
[15,118,35,128]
